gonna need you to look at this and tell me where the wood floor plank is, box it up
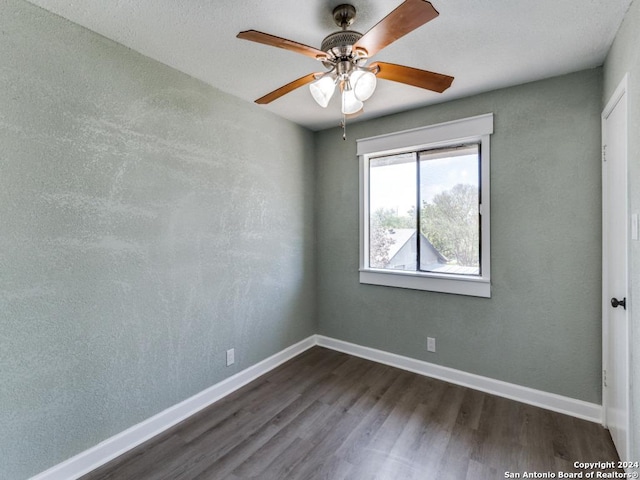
[384,402,435,479]
[334,370,417,465]
[465,459,499,480]
[81,347,621,480]
[82,434,186,480]
[282,370,412,479]
[343,374,435,477]
[455,387,486,430]
[256,407,363,479]
[163,390,304,479]
[229,401,329,478]
[175,378,281,444]
[434,423,476,480]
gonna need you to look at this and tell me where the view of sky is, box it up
[369,152,479,216]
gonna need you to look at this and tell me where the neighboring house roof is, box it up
[386,228,448,264]
[385,228,480,275]
[386,228,416,260]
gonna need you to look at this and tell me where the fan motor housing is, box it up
[321,30,363,65]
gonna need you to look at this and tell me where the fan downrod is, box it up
[332,4,357,29]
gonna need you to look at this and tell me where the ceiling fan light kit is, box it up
[237,0,454,137]
[309,65,378,113]
[341,87,363,115]
[350,70,377,101]
[309,75,336,108]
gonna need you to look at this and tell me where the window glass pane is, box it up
[418,145,480,275]
[369,153,417,271]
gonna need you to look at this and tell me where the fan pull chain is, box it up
[341,115,347,140]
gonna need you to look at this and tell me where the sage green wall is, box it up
[316,69,603,404]
[0,1,316,479]
[604,0,640,462]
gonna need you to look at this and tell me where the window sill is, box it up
[359,269,491,298]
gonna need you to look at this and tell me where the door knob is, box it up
[611,297,626,310]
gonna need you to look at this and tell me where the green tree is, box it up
[369,219,395,268]
[369,208,413,268]
[420,183,479,267]
[371,208,414,230]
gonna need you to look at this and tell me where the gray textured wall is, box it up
[604,0,640,462]
[0,1,316,479]
[316,69,603,404]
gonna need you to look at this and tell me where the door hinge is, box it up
[603,369,607,387]
[602,145,607,162]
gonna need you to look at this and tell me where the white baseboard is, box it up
[30,336,316,480]
[32,333,602,479]
[315,335,602,424]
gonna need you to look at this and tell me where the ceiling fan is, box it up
[237,0,454,133]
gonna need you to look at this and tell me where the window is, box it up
[358,114,493,297]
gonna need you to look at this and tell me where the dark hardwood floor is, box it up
[81,347,620,480]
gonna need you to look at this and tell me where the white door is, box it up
[602,74,629,462]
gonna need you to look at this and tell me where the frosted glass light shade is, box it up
[341,89,363,115]
[309,76,335,108]
[351,70,377,101]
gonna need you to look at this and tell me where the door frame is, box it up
[601,73,630,460]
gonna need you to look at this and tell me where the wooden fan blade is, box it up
[354,0,439,58]
[255,73,320,104]
[372,61,453,93]
[237,30,326,60]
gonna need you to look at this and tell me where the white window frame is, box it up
[358,113,493,298]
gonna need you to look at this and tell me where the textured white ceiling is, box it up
[26,0,632,130]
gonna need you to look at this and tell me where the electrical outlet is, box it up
[226,348,235,366]
[427,337,436,353]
